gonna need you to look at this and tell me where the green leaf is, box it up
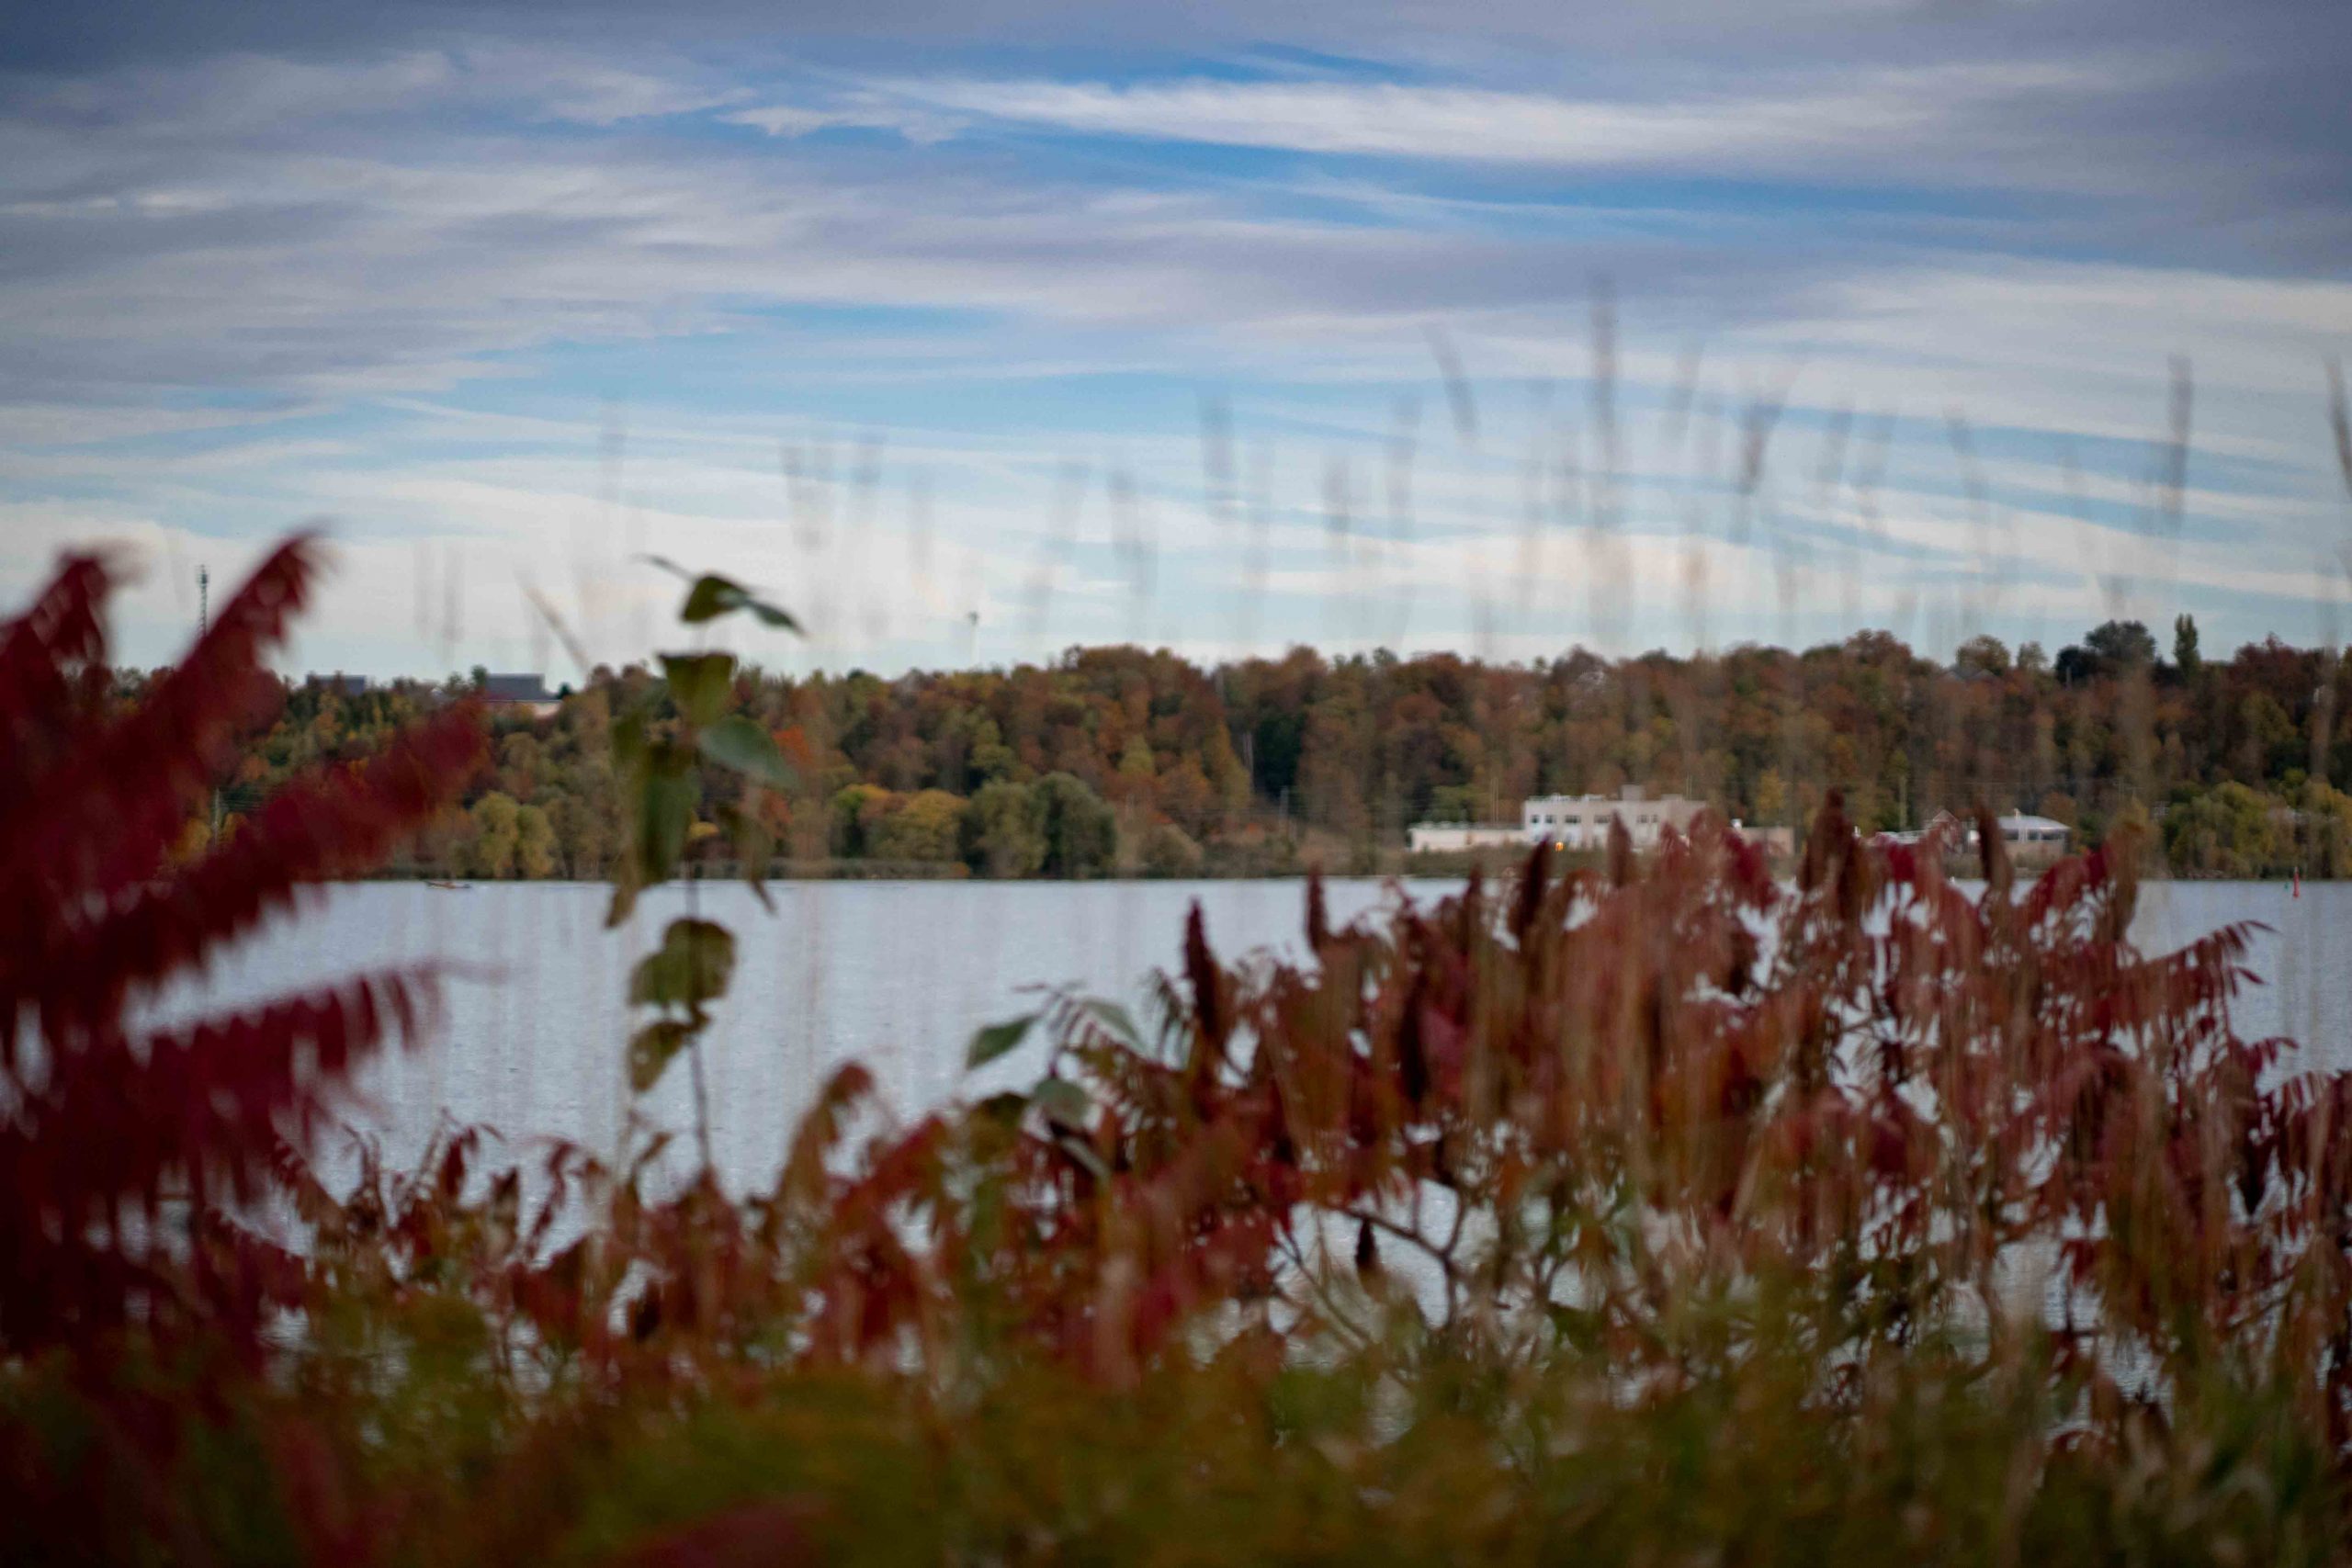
[1032,1076,1091,1132]
[712,801,777,910]
[637,758,697,888]
[684,574,803,632]
[966,1011,1039,1070]
[698,715,794,790]
[1054,1133,1109,1180]
[630,917,737,1009]
[975,1090,1030,1125]
[661,652,736,728]
[641,555,803,634]
[741,597,802,632]
[611,705,650,775]
[1077,997,1143,1047]
[606,716,687,929]
[627,1018,697,1094]
[679,573,748,625]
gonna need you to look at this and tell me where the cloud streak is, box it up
[836,62,2117,175]
[0,3,2346,677]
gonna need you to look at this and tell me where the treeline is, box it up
[153,615,2352,878]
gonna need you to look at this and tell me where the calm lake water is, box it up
[154,877,2351,1197]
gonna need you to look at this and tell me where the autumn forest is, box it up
[169,615,2352,881]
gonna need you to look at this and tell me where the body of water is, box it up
[153,876,2351,1197]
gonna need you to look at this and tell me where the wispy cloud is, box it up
[831,62,2117,175]
[1,3,2346,675]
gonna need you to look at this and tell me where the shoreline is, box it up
[357,853,2326,886]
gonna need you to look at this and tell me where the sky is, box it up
[3,0,2348,681]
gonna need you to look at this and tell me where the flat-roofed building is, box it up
[1520,784,1707,850]
[1409,785,1745,857]
[1874,809,2070,861]
[1992,812,2071,847]
[1405,821,1526,853]
[481,672,561,718]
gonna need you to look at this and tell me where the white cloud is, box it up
[451,42,752,125]
[855,62,2119,175]
[722,99,967,143]
[4,27,2348,670]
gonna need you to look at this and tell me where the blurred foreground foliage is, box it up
[9,544,2352,1564]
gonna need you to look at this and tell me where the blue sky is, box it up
[3,0,2348,679]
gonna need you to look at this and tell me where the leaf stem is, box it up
[686,863,715,1175]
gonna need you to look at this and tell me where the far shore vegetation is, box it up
[155,615,2352,882]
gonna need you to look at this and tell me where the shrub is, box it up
[11,542,2352,1561]
[0,539,483,1560]
[1137,821,1204,877]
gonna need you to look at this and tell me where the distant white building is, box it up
[1874,809,2070,854]
[481,672,562,719]
[1993,813,2072,847]
[1521,784,1707,850]
[1405,821,1525,853]
[1408,785,1713,854]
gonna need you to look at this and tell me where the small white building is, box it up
[1875,809,2070,854]
[1408,784,1712,854]
[1521,784,1707,850]
[481,672,562,719]
[1405,821,1525,853]
[1993,813,2071,847]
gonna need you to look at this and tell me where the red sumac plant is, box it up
[0,537,481,1362]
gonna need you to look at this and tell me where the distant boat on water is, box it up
[426,880,468,891]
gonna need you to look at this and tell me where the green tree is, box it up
[2301,781,2352,876]
[2162,782,2281,876]
[2174,614,2202,680]
[1037,772,1116,876]
[1953,635,2009,678]
[1427,784,1479,823]
[830,784,892,858]
[548,790,611,878]
[514,802,558,878]
[2084,620,2159,675]
[965,780,1046,877]
[1139,821,1205,876]
[2241,693,2300,780]
[498,731,545,799]
[871,789,967,863]
[968,717,1017,784]
[468,791,521,879]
